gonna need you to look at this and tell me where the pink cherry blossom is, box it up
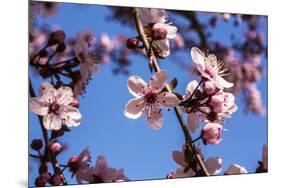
[172,145,222,177]
[224,164,248,175]
[139,8,177,57]
[29,82,82,130]
[190,47,233,89]
[124,70,179,129]
[203,81,216,95]
[201,123,222,145]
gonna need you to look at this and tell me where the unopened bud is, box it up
[152,23,168,40]
[31,139,43,151]
[50,142,63,155]
[47,30,66,46]
[126,37,139,49]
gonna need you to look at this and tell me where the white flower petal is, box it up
[60,106,82,127]
[157,92,179,108]
[166,25,177,39]
[43,113,62,130]
[172,151,187,166]
[146,105,163,129]
[155,39,170,57]
[29,97,49,116]
[187,113,200,133]
[56,86,74,105]
[190,47,206,71]
[127,76,147,97]
[40,82,55,96]
[184,80,199,99]
[204,157,222,175]
[224,164,248,175]
[149,70,167,92]
[214,75,233,89]
[124,97,145,119]
[139,8,166,25]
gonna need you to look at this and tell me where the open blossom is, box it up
[190,47,233,89]
[75,154,128,183]
[224,164,248,175]
[124,70,179,129]
[29,82,82,130]
[201,123,222,145]
[172,145,222,177]
[139,8,177,57]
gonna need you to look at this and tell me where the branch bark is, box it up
[132,8,210,176]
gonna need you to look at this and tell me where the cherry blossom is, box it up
[224,164,248,175]
[201,123,223,145]
[190,47,233,89]
[124,70,179,129]
[172,145,222,177]
[139,8,177,57]
[29,82,82,130]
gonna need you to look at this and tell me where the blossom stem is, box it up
[192,136,202,143]
[188,79,204,101]
[29,78,68,185]
[132,8,210,176]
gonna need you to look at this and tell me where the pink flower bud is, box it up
[203,81,216,95]
[50,174,63,186]
[68,156,80,172]
[126,37,139,49]
[71,98,80,108]
[152,23,168,40]
[50,142,63,155]
[210,92,224,107]
[201,123,222,145]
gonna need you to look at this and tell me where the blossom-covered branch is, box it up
[131,7,210,176]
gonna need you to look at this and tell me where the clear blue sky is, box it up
[29,3,268,186]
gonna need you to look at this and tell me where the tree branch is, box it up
[132,8,210,176]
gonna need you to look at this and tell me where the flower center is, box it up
[204,69,214,78]
[145,93,157,104]
[49,102,60,114]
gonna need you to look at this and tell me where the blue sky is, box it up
[29,3,268,186]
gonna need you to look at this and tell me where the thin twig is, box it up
[132,8,210,176]
[29,78,68,185]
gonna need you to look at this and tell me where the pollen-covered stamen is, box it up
[145,92,158,105]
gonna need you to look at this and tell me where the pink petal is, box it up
[190,47,206,72]
[172,151,187,166]
[214,75,233,89]
[78,148,91,168]
[139,8,166,25]
[149,70,167,92]
[43,114,62,130]
[224,164,248,175]
[56,86,74,106]
[29,98,49,116]
[157,92,179,108]
[40,82,54,96]
[204,157,222,175]
[187,113,200,133]
[175,167,195,178]
[184,80,200,99]
[154,39,170,57]
[60,106,81,127]
[94,155,108,175]
[145,105,163,129]
[127,76,147,97]
[124,97,145,119]
[166,25,177,39]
